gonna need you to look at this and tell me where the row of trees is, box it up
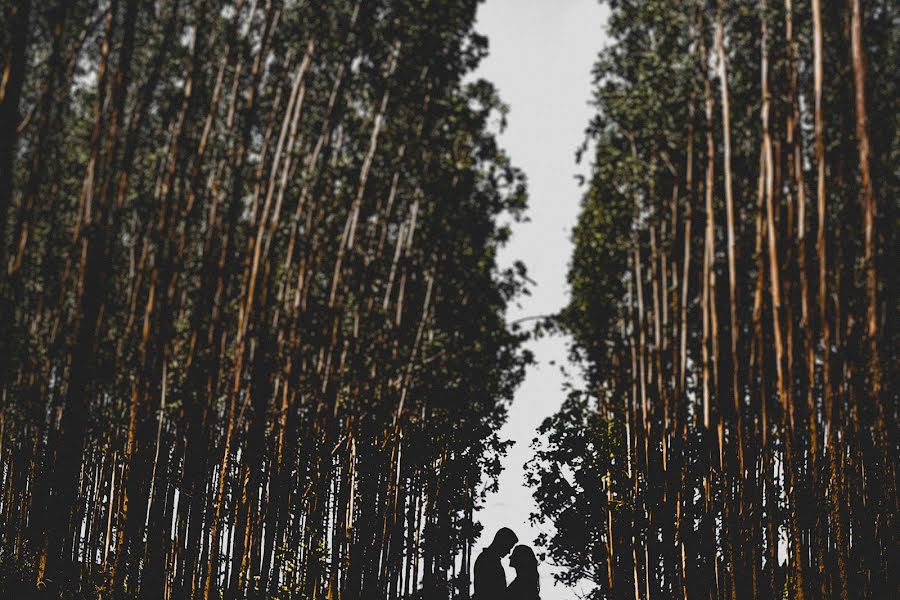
[529,0,896,599]
[0,1,530,598]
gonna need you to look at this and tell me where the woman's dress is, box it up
[504,577,540,600]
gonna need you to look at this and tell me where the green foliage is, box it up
[0,1,530,598]
[529,0,898,597]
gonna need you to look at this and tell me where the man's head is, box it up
[490,527,519,557]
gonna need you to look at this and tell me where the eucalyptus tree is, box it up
[0,1,530,599]
[529,1,897,599]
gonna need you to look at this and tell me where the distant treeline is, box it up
[530,0,896,599]
[0,1,530,599]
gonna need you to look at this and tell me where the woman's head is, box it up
[509,545,540,592]
[509,544,537,570]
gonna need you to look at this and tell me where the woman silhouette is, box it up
[505,544,540,600]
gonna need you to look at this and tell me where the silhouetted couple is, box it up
[473,528,540,600]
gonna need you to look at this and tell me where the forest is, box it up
[0,1,531,598]
[0,0,896,600]
[529,0,897,599]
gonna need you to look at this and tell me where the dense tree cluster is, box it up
[0,1,530,598]
[529,0,896,599]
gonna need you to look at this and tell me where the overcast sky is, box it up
[471,1,609,599]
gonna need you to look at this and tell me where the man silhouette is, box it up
[473,527,518,599]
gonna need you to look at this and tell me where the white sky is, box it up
[471,1,609,599]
